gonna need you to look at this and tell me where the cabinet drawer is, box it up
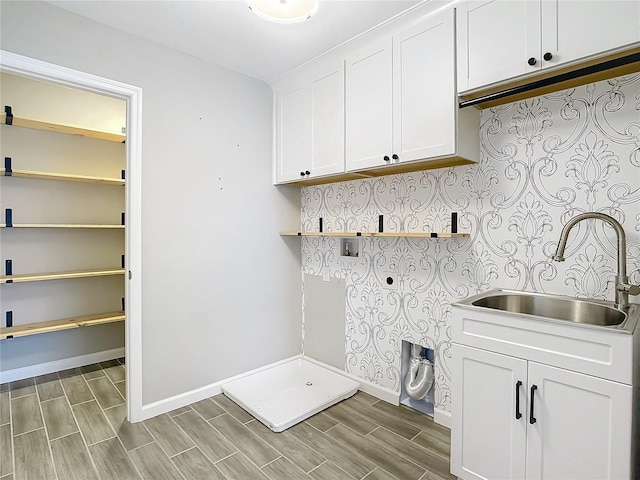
[452,305,634,384]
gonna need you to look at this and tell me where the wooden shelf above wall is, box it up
[0,311,125,340]
[279,231,469,238]
[1,112,126,143]
[1,268,126,284]
[1,168,125,185]
[1,224,125,229]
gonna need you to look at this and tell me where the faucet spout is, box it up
[552,212,635,310]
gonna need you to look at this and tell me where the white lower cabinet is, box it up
[452,344,632,480]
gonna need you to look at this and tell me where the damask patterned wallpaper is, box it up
[300,74,640,413]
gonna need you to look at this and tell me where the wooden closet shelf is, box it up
[1,168,125,185]
[1,224,125,229]
[0,311,125,340]
[1,112,126,143]
[279,231,469,238]
[1,268,126,284]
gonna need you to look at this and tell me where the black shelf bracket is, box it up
[5,311,13,339]
[121,169,126,180]
[5,208,13,228]
[121,254,125,269]
[319,217,323,233]
[451,212,458,234]
[4,106,13,125]
[4,157,12,176]
[378,215,384,233]
[121,297,125,311]
[5,259,13,283]
[121,212,125,226]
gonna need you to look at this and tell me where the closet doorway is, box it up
[0,50,143,421]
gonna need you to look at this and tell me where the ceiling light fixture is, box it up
[248,0,319,24]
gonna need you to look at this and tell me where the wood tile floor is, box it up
[0,360,456,480]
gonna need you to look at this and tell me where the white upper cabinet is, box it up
[541,1,640,69]
[345,39,393,171]
[275,85,311,183]
[273,62,345,184]
[346,10,461,172]
[393,13,456,165]
[457,0,640,92]
[272,4,479,186]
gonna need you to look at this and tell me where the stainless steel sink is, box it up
[455,289,637,333]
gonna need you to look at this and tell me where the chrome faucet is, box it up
[552,212,640,310]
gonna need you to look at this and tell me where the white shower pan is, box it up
[222,358,359,432]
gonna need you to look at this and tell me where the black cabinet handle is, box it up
[515,381,522,420]
[383,155,390,162]
[300,171,305,177]
[543,52,553,61]
[530,385,538,424]
[392,154,399,160]
[305,170,310,176]
[528,57,537,66]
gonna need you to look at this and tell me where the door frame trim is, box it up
[0,50,144,421]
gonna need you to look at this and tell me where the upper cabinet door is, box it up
[275,85,311,183]
[457,0,541,92]
[525,362,632,480]
[310,63,345,178]
[541,0,640,69]
[274,61,345,184]
[393,9,456,163]
[345,39,393,172]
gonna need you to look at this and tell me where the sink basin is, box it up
[455,290,635,331]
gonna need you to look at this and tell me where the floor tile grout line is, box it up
[168,444,197,459]
[207,413,281,469]
[212,450,238,466]
[63,384,104,479]
[8,385,15,479]
[362,425,437,476]
[140,411,190,460]
[167,407,238,469]
[34,377,60,480]
[9,391,37,401]
[343,396,436,440]
[84,376,125,410]
[122,438,155,453]
[11,425,46,438]
[260,454,284,470]
[85,433,118,447]
[306,459,328,475]
[326,421,428,479]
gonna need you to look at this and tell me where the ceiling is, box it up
[47,0,423,83]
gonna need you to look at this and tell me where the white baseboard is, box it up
[0,348,125,384]
[139,354,303,421]
[434,407,451,428]
[303,356,400,405]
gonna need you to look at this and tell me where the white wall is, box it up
[301,73,640,413]
[0,1,302,405]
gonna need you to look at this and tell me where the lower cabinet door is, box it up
[525,362,632,480]
[451,344,527,480]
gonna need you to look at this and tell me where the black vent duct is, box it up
[459,51,640,109]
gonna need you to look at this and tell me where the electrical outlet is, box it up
[383,271,398,290]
